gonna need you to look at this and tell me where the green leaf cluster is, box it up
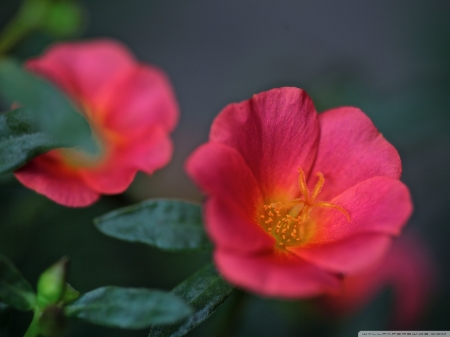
[0,198,234,336]
[95,199,236,337]
[0,254,193,336]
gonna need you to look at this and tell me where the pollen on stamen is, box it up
[258,167,350,250]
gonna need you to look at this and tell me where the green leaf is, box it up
[149,263,235,337]
[65,286,192,330]
[61,283,80,305]
[0,254,35,311]
[0,58,96,154]
[94,199,212,252]
[0,108,61,174]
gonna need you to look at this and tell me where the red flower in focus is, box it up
[319,234,436,329]
[186,87,412,298]
[14,40,178,207]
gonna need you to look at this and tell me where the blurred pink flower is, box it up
[318,233,437,329]
[186,87,412,298]
[15,40,178,207]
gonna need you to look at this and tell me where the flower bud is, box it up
[37,257,68,307]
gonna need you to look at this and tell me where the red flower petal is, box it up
[312,107,402,200]
[14,155,99,207]
[97,66,178,133]
[186,143,273,252]
[26,39,135,109]
[291,233,392,274]
[205,198,274,253]
[215,249,341,298]
[80,126,173,194]
[387,235,437,328]
[319,234,437,329]
[210,87,320,198]
[310,176,412,244]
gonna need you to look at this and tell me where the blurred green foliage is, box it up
[0,0,84,55]
[0,60,96,156]
[0,254,35,311]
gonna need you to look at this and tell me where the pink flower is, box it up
[14,40,178,207]
[186,87,412,298]
[318,234,436,329]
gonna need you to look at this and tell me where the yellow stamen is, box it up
[297,168,310,203]
[310,172,325,202]
[313,201,351,222]
[258,168,350,249]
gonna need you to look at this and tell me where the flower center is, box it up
[56,108,119,169]
[258,168,350,249]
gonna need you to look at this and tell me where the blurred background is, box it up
[1,0,449,336]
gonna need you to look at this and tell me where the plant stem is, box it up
[0,19,29,56]
[0,0,50,56]
[23,310,41,337]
